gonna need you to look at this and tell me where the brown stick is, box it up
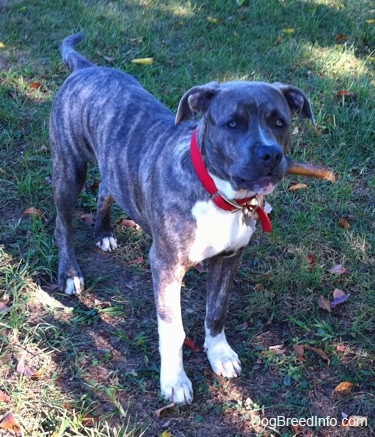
[286,158,336,181]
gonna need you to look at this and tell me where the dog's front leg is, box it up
[205,249,244,378]
[149,245,193,404]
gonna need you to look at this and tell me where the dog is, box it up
[50,33,315,404]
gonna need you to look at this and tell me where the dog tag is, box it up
[243,208,257,231]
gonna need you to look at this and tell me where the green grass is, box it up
[0,0,374,436]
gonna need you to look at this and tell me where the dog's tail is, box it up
[60,33,95,73]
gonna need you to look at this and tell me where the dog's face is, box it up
[176,81,315,195]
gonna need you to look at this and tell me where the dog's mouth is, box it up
[232,175,281,195]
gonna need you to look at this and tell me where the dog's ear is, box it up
[175,82,220,125]
[273,83,316,125]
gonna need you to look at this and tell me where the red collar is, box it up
[190,129,272,232]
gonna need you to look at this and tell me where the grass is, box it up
[0,0,374,435]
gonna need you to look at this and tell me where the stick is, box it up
[286,158,336,181]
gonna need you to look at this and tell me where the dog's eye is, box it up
[275,119,285,128]
[227,120,238,129]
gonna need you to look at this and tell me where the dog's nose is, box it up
[256,144,283,168]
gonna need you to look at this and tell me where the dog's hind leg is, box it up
[53,156,87,295]
[204,249,244,378]
[94,181,117,252]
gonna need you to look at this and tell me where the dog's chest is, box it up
[189,200,255,262]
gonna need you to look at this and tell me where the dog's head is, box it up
[176,81,315,195]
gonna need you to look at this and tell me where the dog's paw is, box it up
[161,372,193,404]
[96,236,117,252]
[205,333,242,378]
[64,276,85,295]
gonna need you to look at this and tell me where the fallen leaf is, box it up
[207,16,221,24]
[0,411,21,432]
[16,355,42,378]
[122,219,140,230]
[0,390,10,403]
[81,214,95,226]
[127,256,144,265]
[0,302,9,313]
[330,288,350,308]
[81,416,98,427]
[337,89,356,98]
[318,295,331,312]
[306,253,316,265]
[269,344,286,355]
[131,57,154,65]
[23,206,43,217]
[366,19,375,24]
[294,344,306,362]
[338,217,350,229]
[183,337,200,352]
[0,42,5,49]
[283,28,295,34]
[155,402,175,418]
[29,81,42,90]
[288,183,308,191]
[97,51,115,63]
[333,381,355,397]
[335,34,349,42]
[328,264,346,275]
[302,344,330,364]
[336,344,348,352]
[161,431,173,437]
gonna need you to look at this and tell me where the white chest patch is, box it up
[189,200,255,263]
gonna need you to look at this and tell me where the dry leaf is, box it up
[0,390,10,403]
[183,337,200,352]
[338,217,351,229]
[0,42,5,49]
[302,344,330,364]
[337,89,356,98]
[294,344,306,362]
[306,253,316,265]
[335,34,349,42]
[333,381,355,397]
[0,302,8,313]
[283,28,295,34]
[328,264,346,275]
[81,416,98,427]
[288,183,308,191]
[318,295,331,312]
[23,206,43,217]
[122,219,140,230]
[131,57,154,65]
[127,256,144,265]
[336,344,348,352]
[155,403,175,418]
[16,355,42,378]
[269,344,286,355]
[81,214,95,226]
[29,81,42,90]
[0,411,21,432]
[207,16,221,24]
[330,288,350,308]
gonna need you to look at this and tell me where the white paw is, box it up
[64,277,84,295]
[205,332,242,378]
[161,371,193,404]
[96,236,117,252]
